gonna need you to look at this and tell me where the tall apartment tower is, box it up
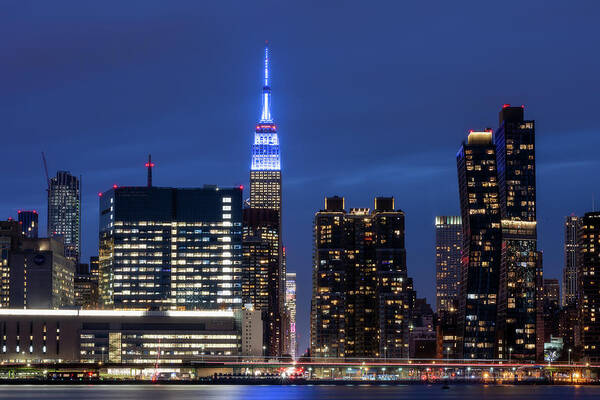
[435,216,462,313]
[242,208,281,356]
[494,105,538,361]
[578,211,600,362]
[311,196,413,358]
[48,171,81,262]
[456,130,502,359]
[563,215,581,307]
[434,216,462,359]
[247,45,284,355]
[285,272,297,358]
[17,210,38,239]
[98,184,243,310]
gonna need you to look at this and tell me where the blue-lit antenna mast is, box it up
[260,46,273,123]
[251,44,280,171]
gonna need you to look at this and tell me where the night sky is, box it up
[2,1,600,353]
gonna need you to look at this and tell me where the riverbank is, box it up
[0,378,597,385]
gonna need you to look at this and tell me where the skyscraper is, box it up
[242,208,281,355]
[89,256,99,281]
[74,262,99,310]
[435,216,462,314]
[250,45,281,211]
[247,45,285,355]
[542,278,560,343]
[578,211,600,362]
[285,272,297,358]
[48,171,80,262]
[456,130,502,359]
[98,184,243,310]
[0,221,74,309]
[434,216,461,359]
[494,105,537,361]
[311,196,413,358]
[563,215,581,307]
[17,210,38,239]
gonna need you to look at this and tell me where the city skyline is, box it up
[2,2,600,354]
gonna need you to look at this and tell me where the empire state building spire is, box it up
[251,44,280,172]
[260,45,273,123]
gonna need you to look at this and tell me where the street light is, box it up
[568,349,572,365]
[384,346,387,360]
[509,347,513,363]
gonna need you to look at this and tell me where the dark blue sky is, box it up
[2,1,599,353]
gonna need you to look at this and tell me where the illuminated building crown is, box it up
[251,44,281,171]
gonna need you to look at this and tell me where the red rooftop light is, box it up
[502,104,511,108]
[239,185,244,190]
[98,192,103,197]
[113,184,118,189]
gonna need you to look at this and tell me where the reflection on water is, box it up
[0,385,599,400]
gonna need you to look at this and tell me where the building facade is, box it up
[74,263,99,310]
[98,185,243,311]
[435,216,461,314]
[48,171,80,263]
[494,105,538,361]
[311,196,413,359]
[285,272,297,358]
[0,221,74,309]
[543,278,560,343]
[240,306,263,357]
[17,210,38,239]
[563,215,581,307]
[0,309,246,363]
[578,211,600,362]
[456,130,502,359]
[242,208,281,356]
[435,216,462,359]
[409,299,436,359]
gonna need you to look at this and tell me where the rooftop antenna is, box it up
[145,154,155,187]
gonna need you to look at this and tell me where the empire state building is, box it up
[244,45,285,356]
[250,46,281,211]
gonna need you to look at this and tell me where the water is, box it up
[0,385,599,400]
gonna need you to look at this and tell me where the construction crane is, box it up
[41,152,50,191]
